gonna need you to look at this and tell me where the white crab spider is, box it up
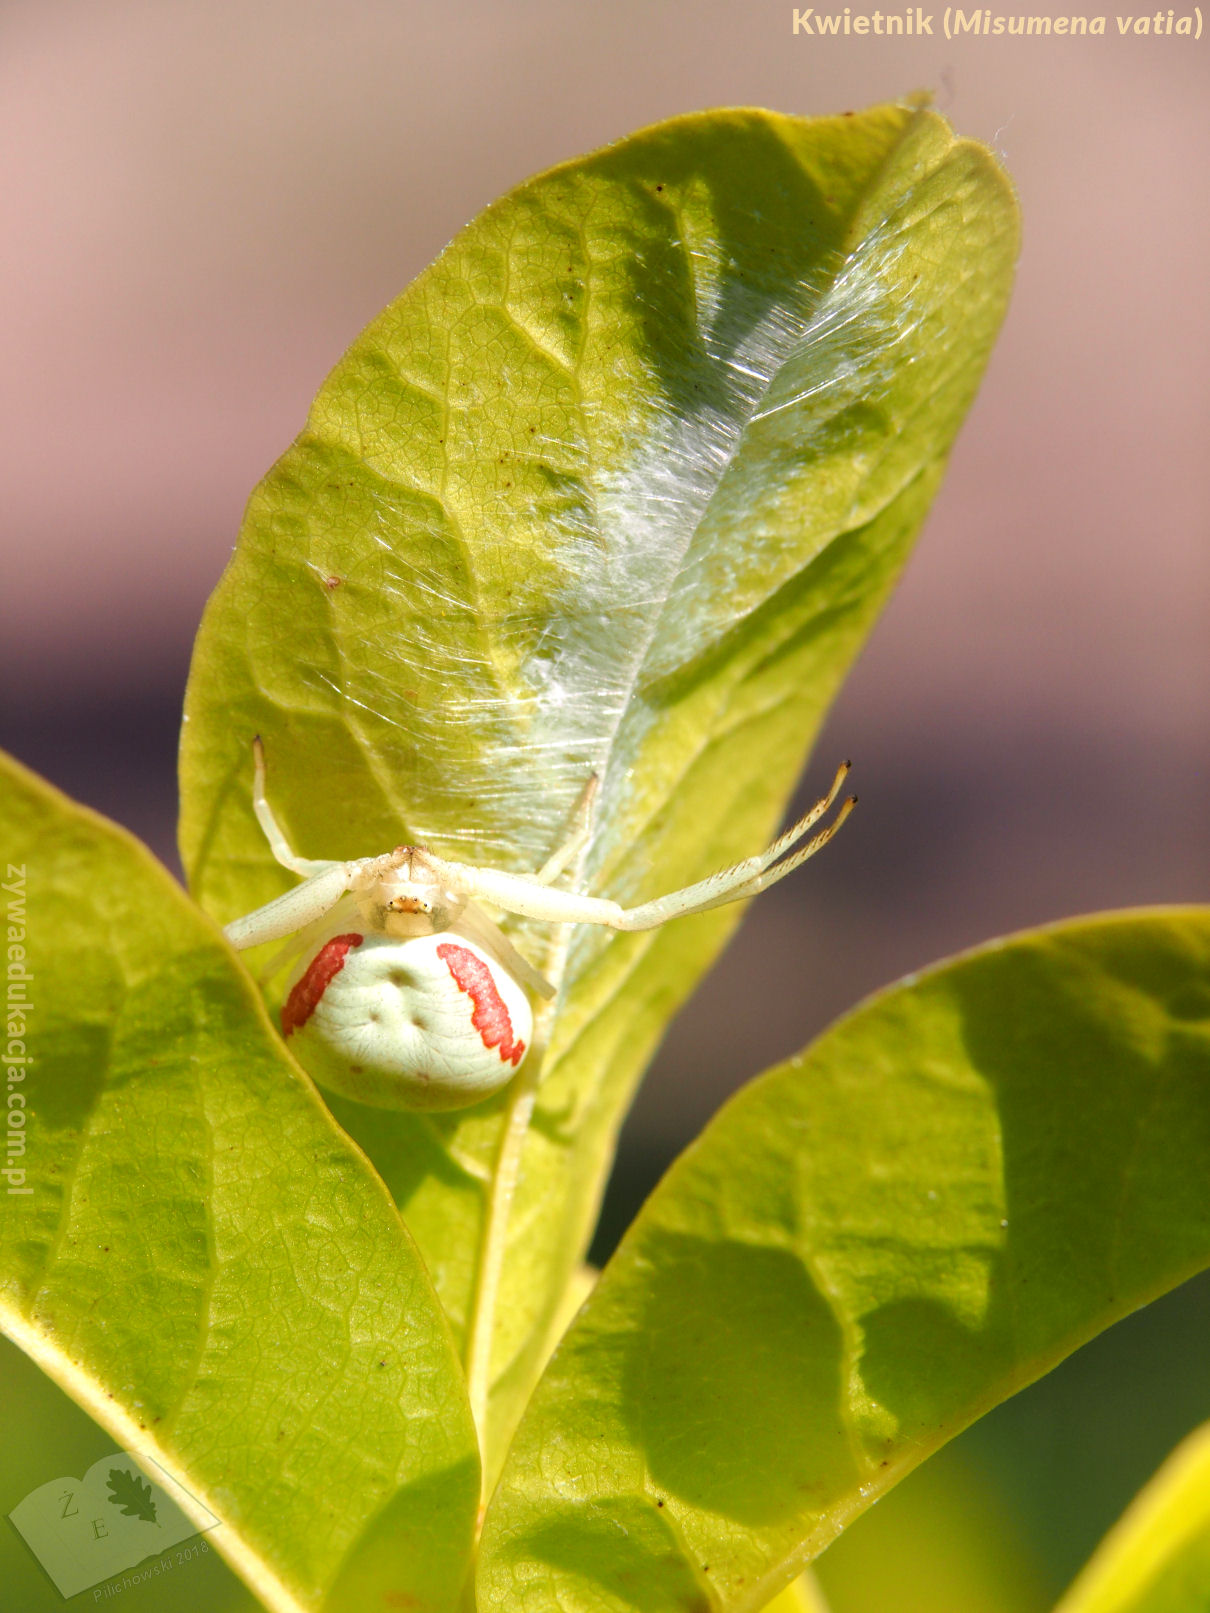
[224,740,855,1112]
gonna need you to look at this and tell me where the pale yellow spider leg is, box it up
[256,890,363,983]
[416,764,854,933]
[742,759,851,872]
[251,737,335,877]
[453,903,556,1000]
[602,764,854,931]
[224,863,357,950]
[628,793,858,925]
[433,776,596,997]
[534,774,600,886]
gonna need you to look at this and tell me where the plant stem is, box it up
[463,1049,542,1448]
[462,911,580,1502]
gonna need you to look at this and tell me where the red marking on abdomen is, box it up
[436,942,526,1066]
[282,934,364,1037]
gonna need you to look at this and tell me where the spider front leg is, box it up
[251,736,335,877]
[534,773,599,886]
[614,780,856,929]
[444,778,600,1000]
[223,739,396,952]
[417,761,855,934]
[223,863,359,951]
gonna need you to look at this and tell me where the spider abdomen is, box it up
[280,930,533,1111]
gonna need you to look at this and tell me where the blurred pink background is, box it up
[1,2,1207,1589]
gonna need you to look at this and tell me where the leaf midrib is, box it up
[461,109,938,1483]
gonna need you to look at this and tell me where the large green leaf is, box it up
[479,911,1210,1612]
[1053,1421,1210,1613]
[180,102,1019,1480]
[0,753,479,1613]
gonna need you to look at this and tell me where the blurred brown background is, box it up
[1,0,1207,1601]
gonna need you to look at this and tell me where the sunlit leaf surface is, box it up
[0,753,479,1613]
[180,102,1019,1481]
[480,911,1210,1612]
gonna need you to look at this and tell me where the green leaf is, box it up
[479,910,1210,1613]
[0,753,479,1613]
[1053,1421,1210,1613]
[179,101,1019,1481]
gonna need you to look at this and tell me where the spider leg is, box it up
[534,773,600,886]
[616,794,857,928]
[414,764,854,934]
[251,737,334,876]
[736,759,850,875]
[256,890,363,983]
[603,766,855,932]
[223,862,356,951]
[453,903,556,1000]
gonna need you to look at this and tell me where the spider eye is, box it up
[389,896,430,915]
